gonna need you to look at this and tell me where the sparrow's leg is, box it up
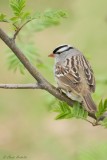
[57,87,63,94]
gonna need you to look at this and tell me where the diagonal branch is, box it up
[0,28,96,121]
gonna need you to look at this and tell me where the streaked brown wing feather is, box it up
[55,55,95,93]
[55,56,81,92]
[81,56,95,92]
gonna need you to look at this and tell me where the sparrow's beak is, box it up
[48,53,55,58]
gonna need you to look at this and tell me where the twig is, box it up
[84,119,94,125]
[0,83,42,89]
[13,24,19,30]
[0,28,97,121]
[13,19,33,40]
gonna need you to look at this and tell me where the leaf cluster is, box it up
[96,99,107,118]
[96,99,107,127]
[9,0,31,27]
[0,0,67,74]
[0,0,67,30]
[28,9,67,32]
[51,98,107,127]
[7,43,39,74]
[52,101,88,120]
[10,0,26,16]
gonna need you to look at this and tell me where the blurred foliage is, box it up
[50,98,107,127]
[0,0,67,73]
[0,13,6,22]
[7,43,39,74]
[27,9,67,32]
[75,142,107,160]
[10,0,27,17]
[96,99,107,119]
[51,101,88,120]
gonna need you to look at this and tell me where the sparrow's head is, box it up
[48,44,74,58]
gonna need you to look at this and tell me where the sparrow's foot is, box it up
[57,87,63,94]
[80,101,84,107]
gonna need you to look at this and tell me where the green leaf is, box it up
[104,99,107,109]
[55,112,72,120]
[101,117,107,128]
[10,16,20,24]
[51,100,88,120]
[72,102,88,119]
[27,10,67,32]
[0,13,7,22]
[51,101,73,120]
[73,102,80,118]
[6,42,39,74]
[9,0,31,27]
[96,99,107,119]
[21,12,31,21]
[44,9,67,19]
[83,110,88,119]
[99,100,103,112]
[10,0,26,16]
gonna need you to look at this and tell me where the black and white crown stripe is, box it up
[53,45,74,54]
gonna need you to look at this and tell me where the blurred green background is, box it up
[0,0,107,159]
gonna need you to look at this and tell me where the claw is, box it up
[57,87,63,94]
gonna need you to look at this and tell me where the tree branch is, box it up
[0,83,42,89]
[0,28,96,121]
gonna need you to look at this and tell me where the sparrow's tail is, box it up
[82,93,97,113]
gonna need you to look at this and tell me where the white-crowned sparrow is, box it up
[48,44,97,113]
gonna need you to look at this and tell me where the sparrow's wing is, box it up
[55,55,95,93]
[82,55,95,92]
[55,56,81,92]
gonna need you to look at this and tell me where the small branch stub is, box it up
[0,83,41,89]
[13,20,31,40]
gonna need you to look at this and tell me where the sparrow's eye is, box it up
[53,44,73,54]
